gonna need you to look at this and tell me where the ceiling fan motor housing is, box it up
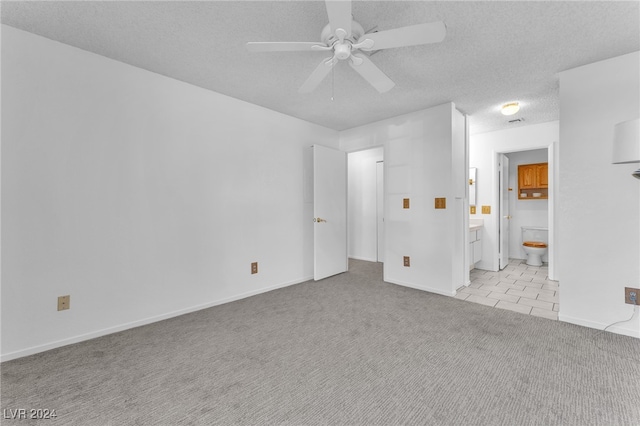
[321,21,365,47]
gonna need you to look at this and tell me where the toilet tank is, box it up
[521,226,548,243]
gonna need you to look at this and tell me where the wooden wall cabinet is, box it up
[518,162,548,199]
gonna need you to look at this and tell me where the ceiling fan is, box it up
[246,0,446,94]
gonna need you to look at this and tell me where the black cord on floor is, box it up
[592,303,639,362]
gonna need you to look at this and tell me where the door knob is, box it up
[315,217,327,223]
[503,215,512,219]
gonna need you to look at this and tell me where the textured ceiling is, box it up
[2,1,639,134]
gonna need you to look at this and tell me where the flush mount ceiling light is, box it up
[501,102,520,116]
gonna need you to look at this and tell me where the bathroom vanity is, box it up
[469,220,483,269]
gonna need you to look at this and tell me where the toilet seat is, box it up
[523,241,547,248]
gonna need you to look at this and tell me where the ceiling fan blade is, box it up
[325,0,352,37]
[358,21,446,51]
[298,58,336,93]
[246,42,325,52]
[349,53,395,93]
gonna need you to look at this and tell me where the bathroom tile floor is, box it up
[457,259,559,320]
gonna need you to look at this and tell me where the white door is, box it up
[499,154,510,270]
[314,145,348,280]
[376,161,384,262]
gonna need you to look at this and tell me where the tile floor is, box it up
[456,259,559,320]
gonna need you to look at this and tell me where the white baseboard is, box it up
[384,278,457,297]
[0,276,313,362]
[348,255,378,262]
[559,311,640,338]
[473,261,496,272]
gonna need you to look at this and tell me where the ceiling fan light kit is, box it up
[246,0,446,94]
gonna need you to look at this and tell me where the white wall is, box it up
[1,26,339,360]
[559,51,640,337]
[469,121,559,276]
[348,147,383,262]
[505,149,549,260]
[341,104,467,296]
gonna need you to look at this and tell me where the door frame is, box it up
[376,160,384,262]
[498,154,510,270]
[345,145,386,263]
[493,142,557,280]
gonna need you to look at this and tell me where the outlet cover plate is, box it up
[58,295,70,311]
[624,287,639,305]
[403,198,410,209]
[251,262,258,274]
[403,256,410,267]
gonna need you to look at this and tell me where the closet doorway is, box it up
[347,147,384,264]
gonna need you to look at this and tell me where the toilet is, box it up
[521,226,548,266]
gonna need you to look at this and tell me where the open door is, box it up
[499,154,510,270]
[313,145,347,280]
[376,161,384,262]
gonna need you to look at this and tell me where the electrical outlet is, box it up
[403,256,410,267]
[624,287,639,305]
[251,262,258,274]
[57,295,70,311]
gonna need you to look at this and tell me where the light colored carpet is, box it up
[2,259,639,425]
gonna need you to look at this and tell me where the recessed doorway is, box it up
[347,147,384,264]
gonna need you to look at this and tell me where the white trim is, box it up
[0,276,312,362]
[464,114,471,287]
[559,310,639,338]
[473,260,494,271]
[384,278,457,297]
[547,141,559,281]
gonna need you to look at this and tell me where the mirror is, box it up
[469,168,477,206]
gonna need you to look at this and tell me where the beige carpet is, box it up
[2,259,639,425]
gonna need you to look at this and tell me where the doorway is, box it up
[459,144,559,320]
[496,145,556,280]
[498,154,510,270]
[347,147,384,264]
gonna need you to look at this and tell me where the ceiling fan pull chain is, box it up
[331,64,335,101]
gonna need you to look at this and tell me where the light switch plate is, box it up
[435,198,446,209]
[470,206,476,214]
[482,205,491,214]
[403,198,410,209]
